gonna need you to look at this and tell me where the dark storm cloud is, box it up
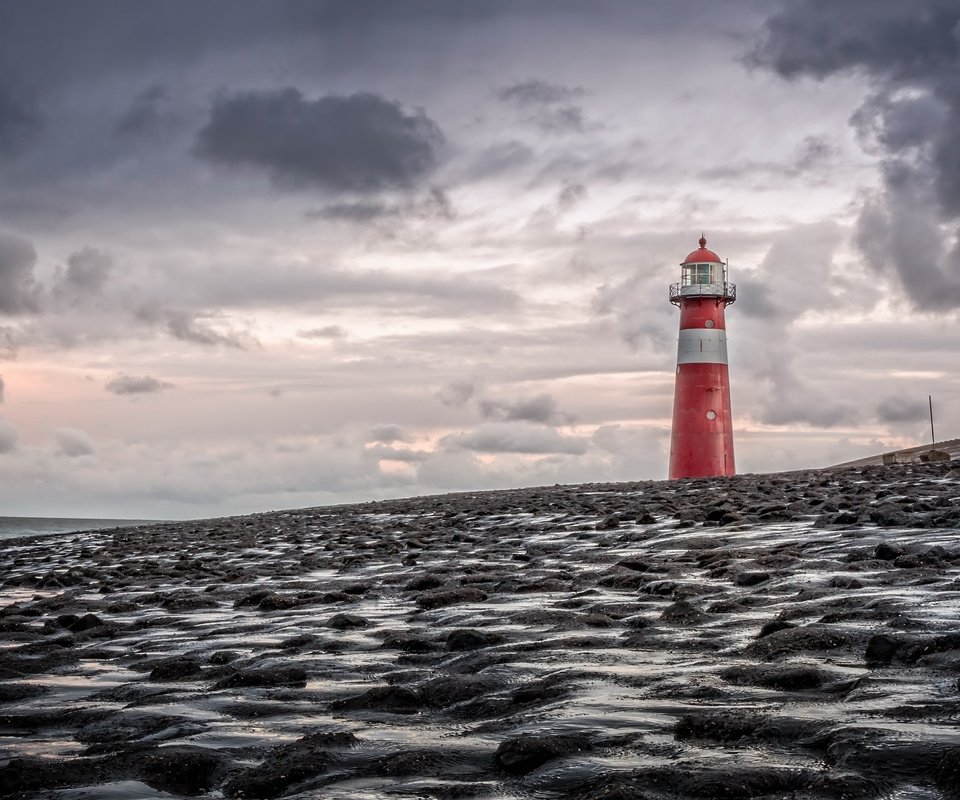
[498,80,584,107]
[751,0,960,309]
[52,248,112,308]
[498,79,589,133]
[367,424,410,444]
[442,422,588,455]
[195,89,444,193]
[105,374,174,396]
[0,83,41,156]
[478,393,573,425]
[306,201,397,222]
[0,232,41,314]
[306,187,453,223]
[701,136,837,182]
[55,428,95,457]
[438,379,479,408]
[876,395,929,424]
[165,311,253,349]
[114,85,173,138]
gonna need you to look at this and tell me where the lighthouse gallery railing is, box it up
[669,282,736,305]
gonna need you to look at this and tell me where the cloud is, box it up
[464,141,535,180]
[305,187,454,222]
[876,395,929,424]
[55,428,95,457]
[0,418,16,453]
[701,135,838,182]
[164,310,254,348]
[557,182,587,211]
[591,273,675,353]
[498,79,583,106]
[195,89,444,192]
[497,79,588,133]
[114,85,174,137]
[365,444,428,462]
[367,424,410,444]
[51,247,112,308]
[442,421,588,455]
[306,201,396,222]
[750,0,960,309]
[298,325,347,339]
[438,379,479,408]
[0,82,40,156]
[105,374,174,396]
[0,232,41,314]
[478,392,573,425]
[0,376,4,403]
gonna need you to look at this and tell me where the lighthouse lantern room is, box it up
[667,235,737,479]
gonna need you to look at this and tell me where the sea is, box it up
[0,516,160,542]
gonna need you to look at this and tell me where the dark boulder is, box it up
[495,733,592,775]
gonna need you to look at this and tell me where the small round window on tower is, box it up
[704,320,715,328]
[706,410,717,420]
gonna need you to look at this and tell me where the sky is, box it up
[0,0,958,519]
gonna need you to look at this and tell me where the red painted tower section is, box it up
[668,236,737,479]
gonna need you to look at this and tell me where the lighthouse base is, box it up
[668,362,735,480]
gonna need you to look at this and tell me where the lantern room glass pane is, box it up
[683,263,722,285]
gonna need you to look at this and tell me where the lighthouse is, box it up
[668,235,737,479]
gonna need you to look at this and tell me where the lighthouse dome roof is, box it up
[682,235,722,264]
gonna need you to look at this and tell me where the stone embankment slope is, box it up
[2,461,960,799]
[829,438,960,469]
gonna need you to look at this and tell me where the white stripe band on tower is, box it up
[677,328,728,365]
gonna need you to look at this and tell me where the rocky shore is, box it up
[2,461,960,799]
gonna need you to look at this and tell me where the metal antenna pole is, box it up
[929,395,935,447]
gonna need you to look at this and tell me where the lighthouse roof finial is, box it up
[682,233,722,265]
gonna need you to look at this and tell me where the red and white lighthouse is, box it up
[668,235,736,479]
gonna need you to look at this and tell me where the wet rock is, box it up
[757,619,795,638]
[382,636,438,656]
[0,755,111,796]
[494,733,592,775]
[865,634,901,665]
[224,731,353,800]
[56,612,106,632]
[140,745,230,796]
[870,505,913,527]
[419,674,502,709]
[76,710,195,748]
[209,650,241,665]
[157,590,220,611]
[826,728,950,779]
[596,514,620,530]
[415,587,487,610]
[373,748,447,776]
[874,542,905,561]
[150,657,204,681]
[675,710,766,742]
[445,628,504,651]
[936,747,960,796]
[325,612,369,629]
[0,681,48,703]
[734,571,771,587]
[405,574,446,591]
[213,666,307,689]
[719,664,838,692]
[746,624,849,659]
[660,600,705,624]
[330,684,422,713]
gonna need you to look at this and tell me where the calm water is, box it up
[0,516,159,541]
